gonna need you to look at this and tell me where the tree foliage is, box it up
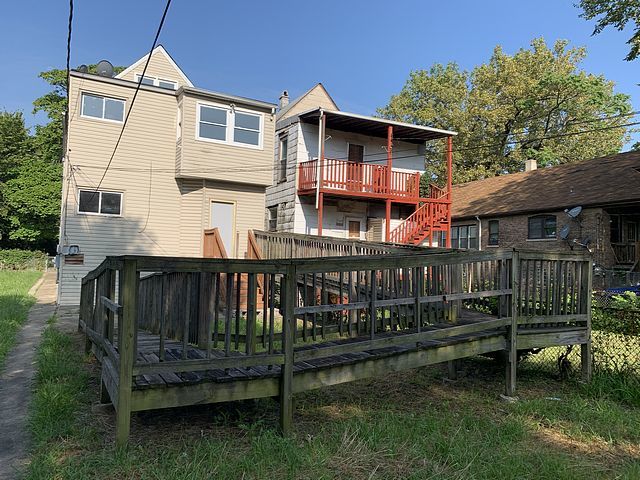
[378,38,632,184]
[578,0,640,61]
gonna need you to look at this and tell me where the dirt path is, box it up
[0,271,57,479]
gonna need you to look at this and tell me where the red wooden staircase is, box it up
[389,185,451,246]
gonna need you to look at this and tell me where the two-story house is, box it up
[265,84,457,246]
[58,46,276,304]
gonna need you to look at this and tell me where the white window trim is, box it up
[134,73,177,90]
[196,101,264,150]
[80,93,125,124]
[76,189,123,217]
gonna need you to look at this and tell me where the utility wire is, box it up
[91,0,172,196]
[61,0,74,242]
[72,114,640,177]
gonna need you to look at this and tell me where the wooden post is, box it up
[445,136,453,248]
[246,273,257,356]
[385,125,393,242]
[318,192,324,237]
[279,265,296,434]
[116,258,138,447]
[506,251,519,397]
[581,259,593,382]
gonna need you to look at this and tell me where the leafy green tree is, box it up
[378,38,633,185]
[578,0,640,61]
[0,111,32,180]
[1,158,61,250]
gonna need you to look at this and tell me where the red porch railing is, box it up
[298,158,421,202]
[388,199,450,245]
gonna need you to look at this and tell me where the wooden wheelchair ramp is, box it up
[80,247,592,446]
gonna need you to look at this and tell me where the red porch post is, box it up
[445,135,453,248]
[385,125,393,242]
[317,113,326,236]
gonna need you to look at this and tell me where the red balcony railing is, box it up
[298,158,421,201]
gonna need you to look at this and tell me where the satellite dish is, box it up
[96,60,114,78]
[565,206,582,219]
[559,225,570,240]
[76,64,89,73]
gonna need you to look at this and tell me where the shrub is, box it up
[593,292,640,336]
[0,249,49,270]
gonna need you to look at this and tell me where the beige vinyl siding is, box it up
[202,181,266,258]
[60,72,269,304]
[178,94,275,186]
[117,49,187,87]
[178,179,206,256]
[279,85,338,120]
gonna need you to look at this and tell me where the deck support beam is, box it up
[116,258,137,447]
[506,251,519,397]
[279,265,296,434]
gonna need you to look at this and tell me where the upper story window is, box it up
[78,189,122,216]
[451,225,478,249]
[278,136,288,183]
[134,74,177,90]
[528,215,556,240]
[197,103,263,149]
[81,93,125,123]
[488,220,499,246]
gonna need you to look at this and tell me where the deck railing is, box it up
[79,248,592,446]
[251,229,434,259]
[298,158,421,201]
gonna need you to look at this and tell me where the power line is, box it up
[92,0,172,196]
[72,107,640,179]
[61,0,74,242]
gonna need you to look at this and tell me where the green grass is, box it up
[0,270,41,368]
[27,320,640,480]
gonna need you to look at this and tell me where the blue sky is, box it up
[1,0,638,145]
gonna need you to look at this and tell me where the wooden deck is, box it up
[130,310,501,391]
[80,245,593,446]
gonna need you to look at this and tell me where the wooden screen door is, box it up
[348,219,361,239]
[347,144,364,190]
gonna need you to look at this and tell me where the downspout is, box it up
[475,216,482,251]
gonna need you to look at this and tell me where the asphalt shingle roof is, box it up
[451,151,640,219]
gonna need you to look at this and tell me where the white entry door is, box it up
[210,201,236,256]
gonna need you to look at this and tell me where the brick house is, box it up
[450,152,640,270]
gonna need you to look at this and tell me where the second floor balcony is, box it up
[298,158,422,203]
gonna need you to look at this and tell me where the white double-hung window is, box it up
[81,93,125,122]
[197,103,262,148]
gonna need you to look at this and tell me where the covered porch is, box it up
[295,109,456,245]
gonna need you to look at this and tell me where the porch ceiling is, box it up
[298,108,456,144]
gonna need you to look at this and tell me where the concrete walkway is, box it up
[0,271,57,479]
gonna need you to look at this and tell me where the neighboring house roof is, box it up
[115,45,194,87]
[298,108,457,144]
[451,151,640,220]
[277,83,338,120]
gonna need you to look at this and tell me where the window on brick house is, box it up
[488,220,499,246]
[451,225,478,249]
[528,215,556,239]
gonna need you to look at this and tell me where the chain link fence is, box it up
[520,290,640,378]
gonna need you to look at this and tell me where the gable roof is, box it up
[277,83,338,120]
[115,45,193,87]
[451,151,640,219]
